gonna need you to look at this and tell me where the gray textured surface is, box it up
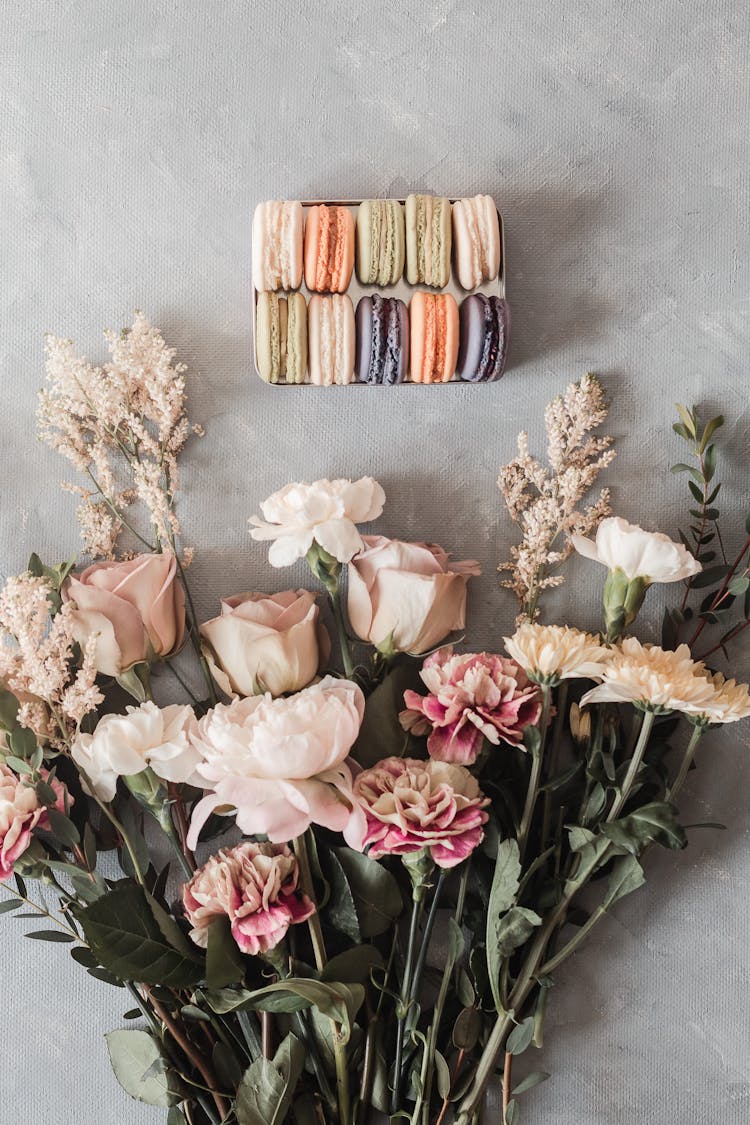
[1,1,749,1122]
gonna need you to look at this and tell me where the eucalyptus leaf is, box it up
[505,1098,520,1124]
[105,1029,183,1107]
[24,929,75,942]
[512,1070,550,1095]
[235,1033,305,1125]
[506,1016,535,1056]
[0,898,20,914]
[452,1006,481,1051]
[435,1050,451,1099]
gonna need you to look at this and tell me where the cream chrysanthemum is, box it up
[504,623,611,685]
[690,671,750,725]
[579,638,717,715]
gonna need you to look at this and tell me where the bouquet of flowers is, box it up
[2,315,748,1125]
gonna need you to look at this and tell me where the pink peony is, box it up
[0,763,69,879]
[183,841,315,956]
[344,756,489,869]
[401,647,542,765]
[63,552,186,677]
[186,676,365,848]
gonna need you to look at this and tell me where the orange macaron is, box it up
[409,292,459,383]
[304,205,355,293]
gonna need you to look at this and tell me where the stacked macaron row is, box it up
[252,195,509,385]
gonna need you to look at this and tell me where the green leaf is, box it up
[235,1033,306,1125]
[212,1039,244,1088]
[603,802,686,854]
[703,443,717,482]
[206,915,245,989]
[167,1109,187,1125]
[512,1070,550,1095]
[728,575,750,597]
[46,808,81,847]
[330,846,402,938]
[4,756,32,775]
[602,854,646,909]
[8,726,37,759]
[505,1100,519,1125]
[689,564,730,589]
[494,907,542,960]
[675,404,697,439]
[506,1016,535,1056]
[320,944,385,985]
[352,661,425,768]
[321,847,361,942]
[0,688,19,733]
[105,1029,183,1107]
[486,839,522,1012]
[0,898,20,914]
[452,1006,481,1051]
[699,415,724,452]
[670,463,702,482]
[207,978,365,1042]
[24,929,75,942]
[435,1050,451,1100]
[77,884,203,987]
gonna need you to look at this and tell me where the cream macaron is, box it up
[307,294,356,386]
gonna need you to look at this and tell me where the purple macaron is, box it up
[355,295,409,385]
[456,294,510,382]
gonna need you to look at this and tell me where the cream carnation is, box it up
[504,623,611,685]
[689,670,750,725]
[580,638,717,715]
[71,701,199,801]
[186,676,365,847]
[249,477,385,567]
[182,841,315,955]
[571,517,701,583]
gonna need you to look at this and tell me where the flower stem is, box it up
[518,683,552,863]
[666,723,705,802]
[293,831,350,1125]
[606,709,655,822]
[329,588,355,679]
[391,890,424,1114]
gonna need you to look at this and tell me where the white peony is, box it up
[571,517,701,583]
[249,477,385,567]
[71,701,200,801]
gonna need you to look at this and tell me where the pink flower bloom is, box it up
[183,841,315,956]
[0,763,69,879]
[344,757,489,869]
[401,647,542,765]
[186,676,365,848]
[63,552,186,677]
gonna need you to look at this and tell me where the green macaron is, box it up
[256,292,307,384]
[356,199,405,286]
[405,194,452,287]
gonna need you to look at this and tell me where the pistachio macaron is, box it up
[356,200,405,286]
[255,292,308,384]
[405,194,452,288]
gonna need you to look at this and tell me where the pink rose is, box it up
[186,676,365,848]
[63,552,186,676]
[401,647,542,765]
[347,536,481,655]
[0,763,69,879]
[344,756,489,869]
[200,590,327,698]
[183,841,315,956]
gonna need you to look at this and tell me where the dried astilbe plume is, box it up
[498,373,616,621]
[0,573,103,746]
[38,312,198,558]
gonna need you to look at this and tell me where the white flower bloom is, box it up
[71,701,199,801]
[579,638,716,715]
[249,477,385,567]
[504,623,611,684]
[571,517,701,583]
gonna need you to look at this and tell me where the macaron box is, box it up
[252,195,509,386]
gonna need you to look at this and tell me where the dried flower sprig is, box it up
[497,373,616,621]
[38,312,196,558]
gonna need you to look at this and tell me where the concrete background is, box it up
[1,1,749,1121]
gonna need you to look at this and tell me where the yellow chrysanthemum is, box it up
[504,623,611,685]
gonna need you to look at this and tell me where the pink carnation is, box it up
[344,756,489,869]
[401,647,542,765]
[0,763,69,880]
[182,841,315,956]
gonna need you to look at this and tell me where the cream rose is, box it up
[200,590,325,698]
[71,701,199,801]
[347,536,481,654]
[186,676,365,847]
[249,477,386,567]
[64,553,186,676]
[571,517,701,583]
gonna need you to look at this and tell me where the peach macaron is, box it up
[304,205,355,293]
[409,292,459,383]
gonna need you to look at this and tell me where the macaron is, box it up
[409,292,459,383]
[356,200,405,286]
[456,295,510,382]
[252,200,304,292]
[355,295,409,385]
[255,292,307,384]
[304,205,355,293]
[452,194,501,290]
[405,194,452,288]
[308,294,356,385]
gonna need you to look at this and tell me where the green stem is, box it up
[172,547,218,705]
[292,831,350,1125]
[606,709,656,822]
[518,683,552,863]
[330,588,355,678]
[666,723,705,802]
[407,868,447,1027]
[391,891,424,1114]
